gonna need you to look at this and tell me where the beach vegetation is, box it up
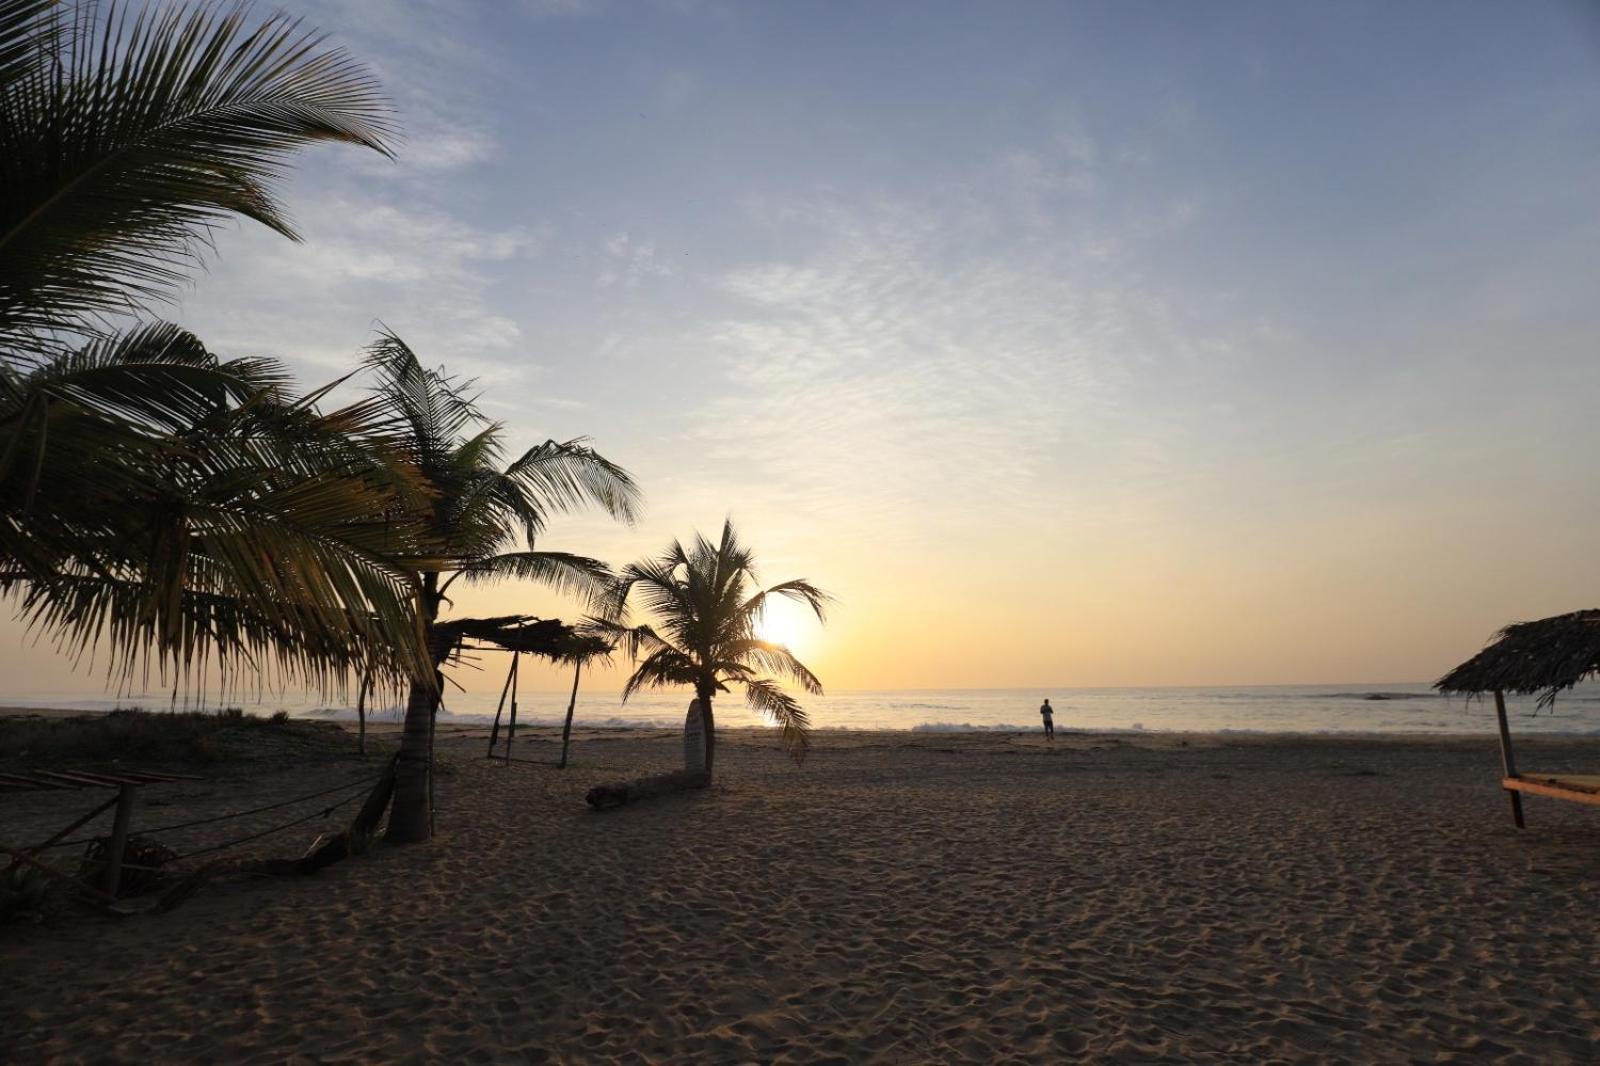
[595,520,829,774]
[0,708,383,771]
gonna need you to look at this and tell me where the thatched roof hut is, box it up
[434,615,613,663]
[1435,609,1600,707]
[435,615,614,768]
[1435,609,1600,829]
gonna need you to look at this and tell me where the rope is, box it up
[38,771,383,851]
[170,786,370,861]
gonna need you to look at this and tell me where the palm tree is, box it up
[597,520,830,775]
[360,332,639,843]
[0,0,425,685]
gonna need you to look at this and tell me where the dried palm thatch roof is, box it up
[1435,610,1600,706]
[434,615,613,663]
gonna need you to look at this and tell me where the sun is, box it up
[755,597,812,654]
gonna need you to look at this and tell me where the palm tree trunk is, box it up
[559,660,582,769]
[390,581,442,844]
[388,671,437,843]
[698,684,717,778]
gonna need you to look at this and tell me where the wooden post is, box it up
[559,659,582,769]
[487,654,516,758]
[1495,689,1525,828]
[356,673,370,756]
[104,784,136,898]
[506,652,520,763]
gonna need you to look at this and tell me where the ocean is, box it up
[9,682,1600,736]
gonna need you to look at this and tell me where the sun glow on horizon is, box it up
[755,597,820,660]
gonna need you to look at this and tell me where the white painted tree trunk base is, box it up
[684,698,707,773]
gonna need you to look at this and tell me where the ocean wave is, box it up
[1304,692,1438,701]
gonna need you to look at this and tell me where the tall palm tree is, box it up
[597,520,830,775]
[361,332,639,843]
[0,0,423,685]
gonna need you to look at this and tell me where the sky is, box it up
[5,0,1600,700]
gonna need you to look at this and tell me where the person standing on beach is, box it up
[1040,698,1055,740]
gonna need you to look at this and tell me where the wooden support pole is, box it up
[356,673,370,756]
[1495,690,1525,829]
[507,652,521,763]
[559,659,582,770]
[487,653,516,758]
[104,784,135,898]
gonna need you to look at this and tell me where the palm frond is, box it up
[358,330,483,470]
[0,0,56,91]
[743,578,833,626]
[721,639,824,695]
[621,645,698,701]
[0,0,397,351]
[1,324,437,689]
[580,615,671,661]
[743,676,810,765]
[492,437,641,540]
[443,550,613,604]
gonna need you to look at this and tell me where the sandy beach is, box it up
[5,721,1600,1062]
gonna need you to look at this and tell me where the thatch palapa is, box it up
[1434,609,1600,707]
[1436,608,1600,829]
[435,615,612,664]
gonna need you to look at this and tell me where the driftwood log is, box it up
[585,770,710,810]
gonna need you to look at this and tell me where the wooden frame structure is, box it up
[429,615,611,769]
[1,768,201,906]
[1437,610,1600,828]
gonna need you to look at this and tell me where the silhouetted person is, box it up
[1040,698,1054,740]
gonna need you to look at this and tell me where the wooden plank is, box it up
[0,772,75,791]
[1503,777,1600,807]
[35,770,123,789]
[1518,774,1600,793]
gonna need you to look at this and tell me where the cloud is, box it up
[173,187,543,382]
[522,0,609,19]
[597,232,676,288]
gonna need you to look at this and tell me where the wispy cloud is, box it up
[675,142,1237,552]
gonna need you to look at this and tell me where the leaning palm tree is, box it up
[360,332,639,843]
[0,0,426,685]
[596,520,830,775]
